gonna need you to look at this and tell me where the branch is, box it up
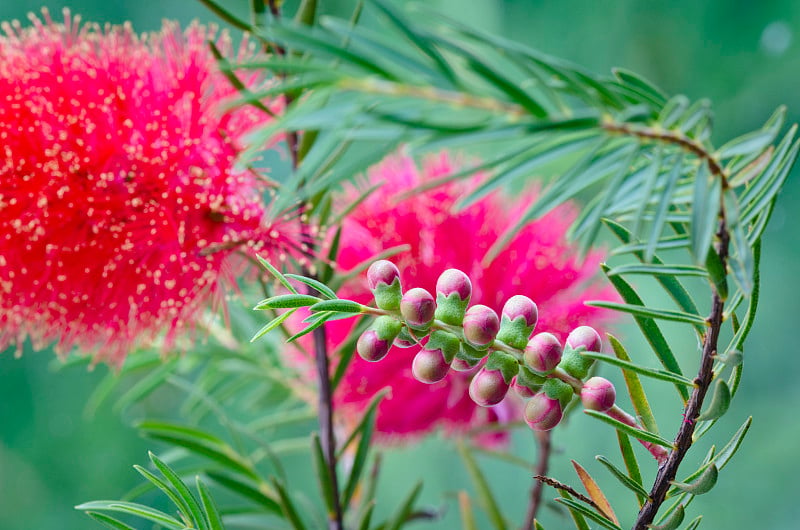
[523,430,552,529]
[633,215,730,528]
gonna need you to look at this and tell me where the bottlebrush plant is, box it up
[0,1,796,530]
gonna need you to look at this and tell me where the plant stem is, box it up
[263,2,342,527]
[523,430,552,529]
[633,218,729,529]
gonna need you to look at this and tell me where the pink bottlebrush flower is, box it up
[294,150,617,445]
[0,10,297,365]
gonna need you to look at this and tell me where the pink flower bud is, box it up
[524,332,563,374]
[412,348,451,384]
[502,295,538,328]
[566,325,602,352]
[469,367,510,407]
[524,393,563,431]
[435,268,472,301]
[367,260,401,290]
[463,304,500,348]
[356,329,391,362]
[400,287,436,329]
[581,376,616,412]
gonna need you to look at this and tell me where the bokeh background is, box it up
[2,0,799,528]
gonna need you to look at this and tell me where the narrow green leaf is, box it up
[611,68,667,106]
[587,301,707,326]
[584,410,674,448]
[689,163,719,264]
[671,463,718,495]
[137,422,258,481]
[603,220,701,323]
[678,98,710,134]
[595,456,648,502]
[132,465,190,525]
[250,308,298,343]
[713,417,752,470]
[341,391,386,506]
[264,24,398,80]
[311,433,338,519]
[148,453,208,530]
[646,154,684,261]
[584,349,695,388]
[606,263,707,278]
[357,502,375,530]
[716,129,777,159]
[284,274,338,299]
[705,247,728,301]
[309,299,366,313]
[196,0,250,30]
[254,294,321,310]
[559,491,590,530]
[741,138,799,228]
[294,0,318,26]
[648,504,684,530]
[256,255,299,294]
[604,336,660,433]
[196,479,224,530]
[685,515,703,530]
[616,432,645,507]
[696,379,731,421]
[601,265,690,400]
[75,501,184,529]
[384,481,424,530]
[286,313,332,342]
[84,512,136,530]
[436,36,548,117]
[658,95,689,129]
[114,358,179,412]
[457,442,507,530]
[573,146,639,254]
[205,471,281,514]
[554,498,622,530]
[271,478,308,530]
[631,146,662,235]
[371,0,457,86]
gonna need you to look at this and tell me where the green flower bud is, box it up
[524,393,563,431]
[412,348,451,384]
[469,367,510,407]
[581,376,616,412]
[434,269,471,325]
[356,330,391,362]
[400,287,436,330]
[496,295,538,349]
[523,332,563,375]
[543,377,574,409]
[463,304,500,349]
[367,260,402,311]
[566,325,602,352]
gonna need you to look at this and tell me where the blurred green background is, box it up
[2,0,800,528]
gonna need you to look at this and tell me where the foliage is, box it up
[11,0,794,528]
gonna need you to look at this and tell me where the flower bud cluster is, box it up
[359,260,619,432]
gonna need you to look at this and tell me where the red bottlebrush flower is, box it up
[0,10,296,365]
[294,150,617,445]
